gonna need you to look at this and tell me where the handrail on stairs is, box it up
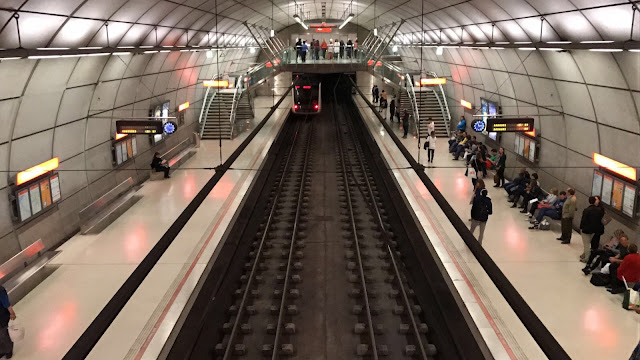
[228,78,244,139]
[404,73,421,139]
[199,86,219,139]
[426,70,451,137]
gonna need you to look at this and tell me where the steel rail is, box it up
[343,114,429,360]
[271,121,314,360]
[221,120,304,360]
[334,101,380,360]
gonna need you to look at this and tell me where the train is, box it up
[292,74,322,114]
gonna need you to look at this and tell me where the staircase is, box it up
[201,92,253,140]
[413,89,449,139]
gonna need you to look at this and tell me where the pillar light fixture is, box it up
[374,28,378,36]
[270,29,275,37]
[293,14,309,30]
[339,13,354,29]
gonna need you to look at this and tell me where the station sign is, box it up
[116,120,164,134]
[487,118,534,132]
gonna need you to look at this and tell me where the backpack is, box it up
[473,195,492,221]
[590,273,610,287]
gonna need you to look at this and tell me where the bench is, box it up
[79,177,142,234]
[0,239,60,303]
[149,137,197,181]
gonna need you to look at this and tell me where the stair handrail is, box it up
[405,73,420,139]
[228,79,244,139]
[426,70,451,137]
[199,87,219,139]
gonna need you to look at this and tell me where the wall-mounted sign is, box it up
[315,28,332,33]
[14,172,61,222]
[116,120,163,134]
[163,121,177,134]
[16,157,59,186]
[592,169,638,218]
[471,119,485,132]
[487,117,534,132]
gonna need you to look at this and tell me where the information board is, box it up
[612,180,624,211]
[17,189,31,221]
[623,185,636,217]
[601,175,613,205]
[487,118,534,132]
[592,171,603,197]
[50,175,61,202]
[116,120,164,134]
[29,184,42,214]
[40,180,52,208]
[13,172,62,223]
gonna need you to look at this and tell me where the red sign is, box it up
[315,28,332,33]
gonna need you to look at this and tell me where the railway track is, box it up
[171,75,489,360]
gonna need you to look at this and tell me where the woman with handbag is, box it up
[423,131,436,163]
[0,286,16,358]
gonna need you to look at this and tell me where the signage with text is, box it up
[487,118,534,132]
[116,120,164,134]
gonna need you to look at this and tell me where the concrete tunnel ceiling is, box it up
[0,0,639,261]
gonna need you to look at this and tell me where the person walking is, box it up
[389,99,396,122]
[424,130,436,163]
[493,147,506,187]
[380,96,388,119]
[559,188,577,244]
[470,181,492,245]
[0,285,16,359]
[372,85,379,103]
[401,110,410,138]
[579,196,605,262]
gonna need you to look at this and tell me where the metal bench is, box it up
[149,137,197,181]
[0,239,60,303]
[79,177,142,234]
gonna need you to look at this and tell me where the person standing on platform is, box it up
[347,39,353,58]
[314,39,320,60]
[321,39,328,59]
[559,188,577,244]
[389,99,396,123]
[402,110,410,138]
[579,196,604,262]
[493,147,506,187]
[372,85,379,103]
[301,41,308,62]
[470,181,492,245]
[333,40,340,60]
[339,39,345,59]
[457,115,467,131]
[354,39,358,57]
[424,130,436,163]
[0,285,16,359]
[295,38,302,62]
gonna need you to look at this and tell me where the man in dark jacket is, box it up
[470,188,492,245]
[389,99,396,122]
[580,196,605,262]
[151,152,170,178]
[401,110,410,138]
[295,38,302,62]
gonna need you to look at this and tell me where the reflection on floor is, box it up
[10,96,291,360]
[355,93,640,360]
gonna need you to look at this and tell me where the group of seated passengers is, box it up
[584,231,640,295]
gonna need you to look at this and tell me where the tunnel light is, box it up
[0,57,22,61]
[392,45,398,53]
[546,41,571,44]
[203,80,229,88]
[374,28,378,36]
[293,14,309,30]
[117,46,135,49]
[206,50,213,58]
[460,99,472,110]
[28,55,62,59]
[140,46,154,48]
[589,49,623,52]
[514,41,532,44]
[435,46,443,56]
[159,50,170,53]
[270,29,275,37]
[249,47,256,54]
[37,47,70,50]
[144,51,159,54]
[629,49,640,52]
[16,157,59,186]
[581,40,614,44]
[79,47,103,50]
[518,47,537,51]
[421,78,446,85]
[539,48,563,51]
[593,153,637,181]
[339,13,354,29]
[495,42,510,45]
[113,52,132,55]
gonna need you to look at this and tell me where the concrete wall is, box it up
[395,46,640,237]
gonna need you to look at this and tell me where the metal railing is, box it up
[404,73,421,138]
[426,71,452,137]
[199,88,218,139]
[228,80,242,139]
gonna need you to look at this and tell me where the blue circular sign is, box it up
[163,121,177,134]
[472,119,485,133]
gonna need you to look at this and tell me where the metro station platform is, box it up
[352,87,640,360]
[8,86,636,360]
[9,96,291,360]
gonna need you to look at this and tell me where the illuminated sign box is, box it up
[487,118,534,132]
[203,80,229,88]
[16,157,59,186]
[116,120,164,134]
[460,99,472,110]
[593,153,637,181]
[178,102,189,112]
[420,78,446,85]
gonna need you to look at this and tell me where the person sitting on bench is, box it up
[529,191,566,229]
[151,152,171,178]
